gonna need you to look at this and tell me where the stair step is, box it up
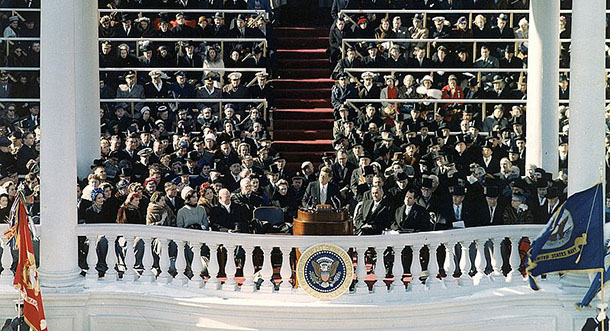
[278,37,329,49]
[274,118,334,129]
[277,58,330,68]
[275,26,329,38]
[273,78,335,89]
[275,98,332,108]
[276,151,328,163]
[277,48,327,59]
[277,68,331,79]
[273,108,334,120]
[275,88,331,99]
[273,130,333,141]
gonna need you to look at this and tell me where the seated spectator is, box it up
[209,188,249,232]
[177,186,208,229]
[354,185,392,235]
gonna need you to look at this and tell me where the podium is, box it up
[293,206,353,235]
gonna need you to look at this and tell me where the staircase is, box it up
[272,26,335,171]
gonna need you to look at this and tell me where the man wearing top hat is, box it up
[477,186,505,226]
[437,185,474,230]
[489,13,515,58]
[115,13,141,38]
[177,41,203,80]
[228,14,255,38]
[362,42,386,69]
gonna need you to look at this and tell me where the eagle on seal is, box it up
[310,260,341,288]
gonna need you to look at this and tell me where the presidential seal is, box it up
[296,243,353,300]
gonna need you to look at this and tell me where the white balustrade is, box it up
[85,235,98,281]
[71,224,543,295]
[224,245,238,291]
[139,237,155,283]
[409,244,424,291]
[280,247,293,292]
[189,242,204,288]
[157,238,171,284]
[509,236,524,283]
[123,236,137,282]
[391,245,404,292]
[374,246,386,293]
[427,243,441,289]
[206,244,220,290]
[443,242,457,288]
[457,241,472,287]
[1,239,14,283]
[104,235,118,281]
[173,240,188,286]
[259,246,275,292]
[355,246,369,293]
[490,238,505,283]
[241,244,255,291]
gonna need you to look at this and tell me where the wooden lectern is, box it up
[293,205,353,235]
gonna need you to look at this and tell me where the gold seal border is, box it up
[296,243,354,300]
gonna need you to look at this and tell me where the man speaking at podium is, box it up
[302,166,340,209]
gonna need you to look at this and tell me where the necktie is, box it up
[455,205,460,220]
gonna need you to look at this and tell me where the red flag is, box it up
[12,193,48,331]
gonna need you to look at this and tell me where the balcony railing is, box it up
[56,224,545,295]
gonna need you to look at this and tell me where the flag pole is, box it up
[601,162,606,331]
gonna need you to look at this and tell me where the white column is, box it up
[75,0,101,178]
[38,0,82,288]
[526,0,559,175]
[567,0,606,194]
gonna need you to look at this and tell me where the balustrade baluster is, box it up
[473,240,489,285]
[189,242,204,288]
[224,245,238,291]
[356,246,369,293]
[457,241,472,286]
[280,246,293,292]
[206,244,220,290]
[259,246,275,291]
[104,235,118,281]
[173,240,188,286]
[374,246,387,293]
[391,245,404,292]
[426,243,441,289]
[139,237,155,283]
[443,242,457,288]
[1,239,13,282]
[157,238,171,284]
[409,244,424,291]
[490,238,505,283]
[85,235,98,281]
[509,236,523,282]
[123,236,138,282]
[241,244,255,291]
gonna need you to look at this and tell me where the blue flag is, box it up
[526,184,605,291]
[576,251,610,309]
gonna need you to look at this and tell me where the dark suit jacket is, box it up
[209,203,250,232]
[392,204,430,232]
[164,196,184,215]
[437,201,475,230]
[354,198,393,235]
[331,162,355,191]
[302,181,340,208]
[477,202,505,226]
